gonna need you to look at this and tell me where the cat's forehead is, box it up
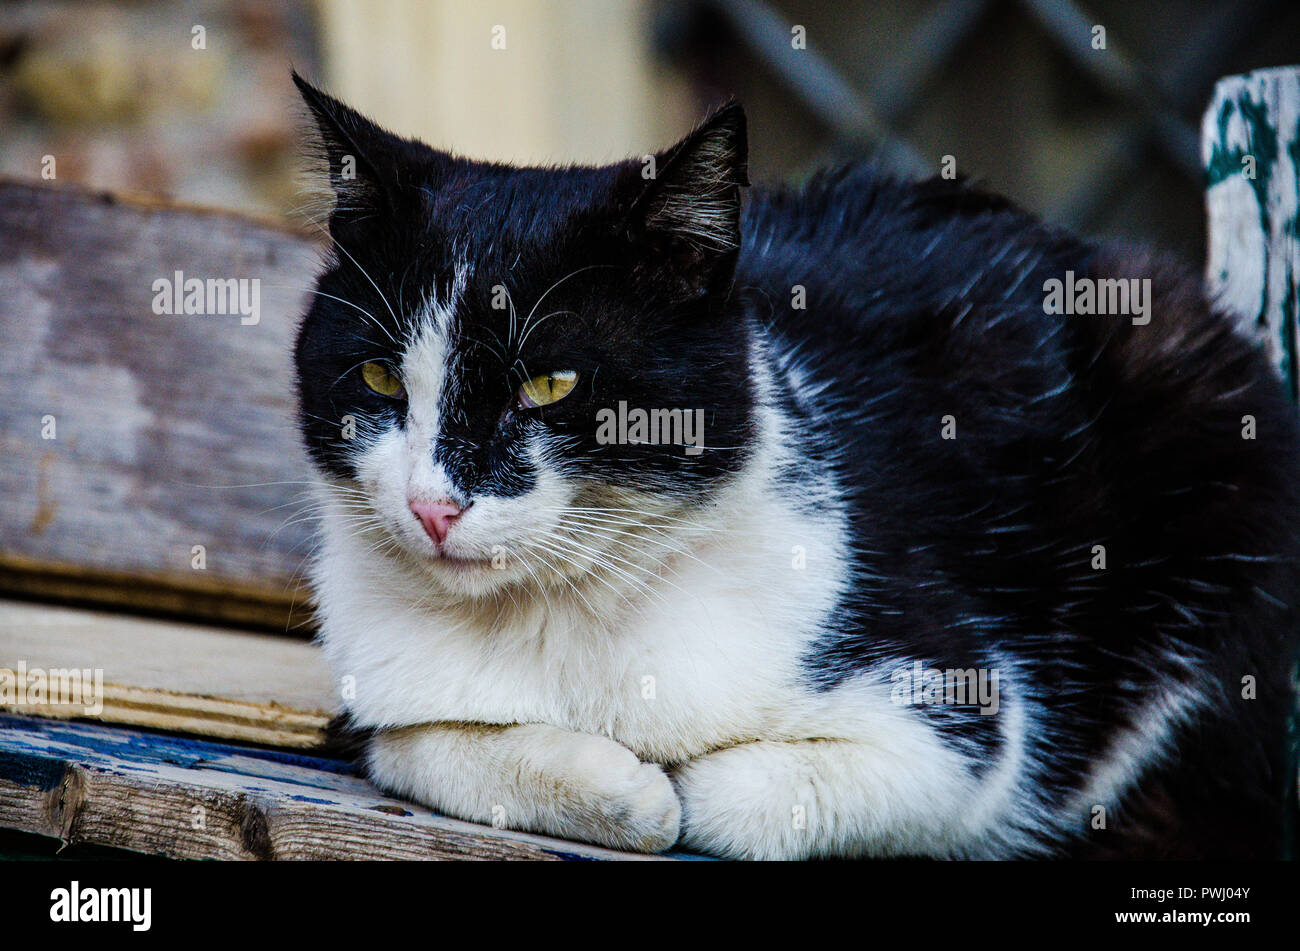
[418,163,621,280]
[399,295,456,408]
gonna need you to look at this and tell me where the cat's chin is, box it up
[404,545,495,573]
[399,545,528,599]
[430,553,496,572]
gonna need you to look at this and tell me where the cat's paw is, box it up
[526,729,681,853]
[368,723,680,853]
[670,744,821,860]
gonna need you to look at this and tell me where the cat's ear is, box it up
[623,102,749,298]
[293,70,433,227]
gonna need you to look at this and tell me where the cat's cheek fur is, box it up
[365,722,681,853]
[348,428,424,547]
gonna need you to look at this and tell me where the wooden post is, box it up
[314,0,691,164]
[1202,67,1300,400]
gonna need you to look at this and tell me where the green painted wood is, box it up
[1202,67,1300,400]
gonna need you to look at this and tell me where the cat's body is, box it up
[293,74,1300,859]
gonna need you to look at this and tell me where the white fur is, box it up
[1062,669,1208,836]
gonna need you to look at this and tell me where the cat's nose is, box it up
[409,498,468,545]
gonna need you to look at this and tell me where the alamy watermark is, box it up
[0,662,104,716]
[595,401,706,456]
[1042,271,1150,326]
[890,661,1000,715]
[50,881,151,931]
[151,270,261,325]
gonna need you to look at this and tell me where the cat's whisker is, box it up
[548,506,701,550]
[557,518,694,556]
[540,505,761,538]
[548,508,708,536]
[513,540,610,619]
[262,279,401,350]
[449,326,508,366]
[548,519,722,580]
[530,529,676,609]
[515,309,575,353]
[516,264,613,350]
[328,357,391,393]
[329,238,403,337]
[505,284,519,352]
[174,478,348,491]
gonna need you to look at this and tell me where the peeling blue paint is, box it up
[0,749,64,791]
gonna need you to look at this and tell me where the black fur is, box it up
[744,168,1300,858]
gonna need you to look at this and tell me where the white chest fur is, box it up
[312,471,849,764]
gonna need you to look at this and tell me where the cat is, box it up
[291,71,1300,859]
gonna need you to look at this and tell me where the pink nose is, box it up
[409,498,467,545]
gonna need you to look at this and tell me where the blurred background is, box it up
[2,0,1299,262]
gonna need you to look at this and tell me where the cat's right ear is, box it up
[619,101,749,303]
[293,70,431,229]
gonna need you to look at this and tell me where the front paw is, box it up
[525,730,681,853]
[367,723,680,853]
[670,745,819,860]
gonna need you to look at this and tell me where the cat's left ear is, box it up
[623,102,749,299]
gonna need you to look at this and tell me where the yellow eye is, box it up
[519,370,578,408]
[361,361,404,398]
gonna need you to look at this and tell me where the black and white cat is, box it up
[291,72,1300,859]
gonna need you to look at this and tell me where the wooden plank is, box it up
[0,599,336,748]
[1202,67,1300,399]
[0,714,661,860]
[0,179,322,628]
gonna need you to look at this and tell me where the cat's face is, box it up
[292,74,755,598]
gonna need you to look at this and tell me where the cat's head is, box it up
[292,73,757,599]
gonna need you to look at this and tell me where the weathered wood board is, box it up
[0,714,664,860]
[1202,67,1300,398]
[0,598,336,747]
[0,179,323,629]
